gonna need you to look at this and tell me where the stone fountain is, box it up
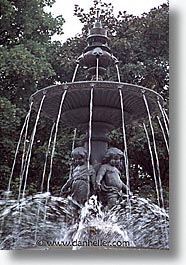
[30,16,164,167]
[0,14,169,250]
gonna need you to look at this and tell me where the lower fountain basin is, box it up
[30,81,164,130]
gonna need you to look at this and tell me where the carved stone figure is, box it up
[61,147,96,205]
[95,147,129,208]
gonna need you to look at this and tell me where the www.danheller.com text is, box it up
[36,239,130,248]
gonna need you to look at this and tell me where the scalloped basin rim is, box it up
[30,81,164,104]
[29,81,165,128]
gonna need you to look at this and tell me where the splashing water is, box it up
[0,194,169,250]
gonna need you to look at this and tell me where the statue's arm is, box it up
[61,179,71,192]
[89,167,96,190]
[122,182,129,193]
[122,182,132,196]
[96,165,107,189]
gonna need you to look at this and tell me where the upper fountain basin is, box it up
[30,81,164,131]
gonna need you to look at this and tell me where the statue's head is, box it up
[102,147,123,168]
[71,147,88,166]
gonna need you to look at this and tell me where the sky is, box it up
[48,0,167,41]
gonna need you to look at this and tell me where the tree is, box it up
[0,97,23,188]
[0,0,65,193]
[0,0,64,108]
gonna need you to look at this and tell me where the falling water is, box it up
[19,103,33,185]
[67,128,77,180]
[0,105,32,235]
[35,120,56,242]
[143,94,164,209]
[96,57,99,81]
[35,121,56,242]
[119,89,130,192]
[116,66,130,191]
[72,128,77,152]
[157,116,169,154]
[87,87,94,170]
[117,62,131,227]
[18,145,30,201]
[18,128,34,201]
[6,96,45,242]
[143,122,168,244]
[47,90,68,193]
[42,90,68,222]
[86,87,94,202]
[17,105,33,202]
[118,86,133,242]
[72,64,79,82]
[21,95,46,199]
[143,123,160,207]
[116,64,121,82]
[163,108,169,125]
[40,122,56,193]
[157,100,169,137]
[6,102,33,197]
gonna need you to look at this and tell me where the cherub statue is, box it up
[95,147,129,208]
[60,147,96,205]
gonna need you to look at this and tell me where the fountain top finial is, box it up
[87,10,108,41]
[94,8,102,29]
[76,8,120,78]
[96,8,100,20]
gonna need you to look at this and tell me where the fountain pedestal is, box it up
[84,122,114,167]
